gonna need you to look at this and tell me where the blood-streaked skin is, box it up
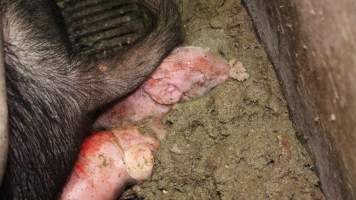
[60,127,159,200]
[61,46,230,200]
[94,46,230,130]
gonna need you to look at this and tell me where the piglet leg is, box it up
[60,127,159,200]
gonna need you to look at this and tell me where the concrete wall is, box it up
[243,0,356,199]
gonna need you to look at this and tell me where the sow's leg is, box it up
[0,0,181,199]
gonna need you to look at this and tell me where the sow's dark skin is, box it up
[0,0,182,199]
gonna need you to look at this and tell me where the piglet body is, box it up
[94,47,230,129]
[62,46,231,200]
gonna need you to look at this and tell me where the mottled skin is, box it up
[0,0,182,199]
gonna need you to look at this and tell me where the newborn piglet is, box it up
[61,46,231,200]
[94,46,231,138]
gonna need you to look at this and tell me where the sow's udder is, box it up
[60,47,231,200]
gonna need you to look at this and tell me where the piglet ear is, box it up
[143,79,183,105]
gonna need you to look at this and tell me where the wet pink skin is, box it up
[94,46,230,130]
[60,127,159,200]
[61,47,230,200]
